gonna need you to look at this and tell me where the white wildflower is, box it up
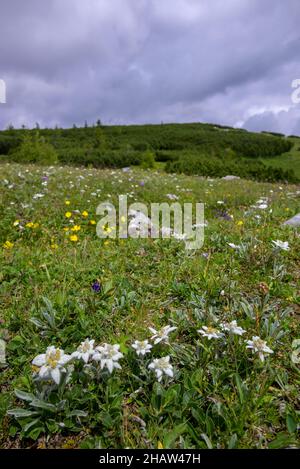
[149,325,177,344]
[32,346,72,384]
[92,343,123,373]
[272,240,290,251]
[245,336,274,362]
[148,356,174,382]
[166,194,179,200]
[198,326,224,340]
[221,320,246,336]
[132,340,152,356]
[72,338,95,363]
[228,242,241,250]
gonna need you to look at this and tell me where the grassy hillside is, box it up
[0,122,299,182]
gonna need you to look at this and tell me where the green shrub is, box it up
[140,150,155,169]
[10,132,58,165]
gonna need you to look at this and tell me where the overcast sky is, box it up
[0,0,300,133]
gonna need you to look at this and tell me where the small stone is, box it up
[283,213,300,227]
[222,175,241,181]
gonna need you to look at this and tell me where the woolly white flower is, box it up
[161,226,173,237]
[149,325,177,344]
[173,232,188,240]
[220,320,246,336]
[132,340,152,356]
[245,336,274,362]
[198,326,224,340]
[32,346,72,384]
[92,343,123,373]
[72,338,95,363]
[228,243,241,250]
[166,193,179,200]
[272,240,290,251]
[128,210,152,237]
[148,356,173,382]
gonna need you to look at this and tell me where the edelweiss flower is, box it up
[245,336,274,362]
[132,340,152,356]
[272,240,290,251]
[166,193,179,200]
[92,343,123,373]
[32,346,72,384]
[72,339,95,363]
[220,320,246,336]
[173,232,188,240]
[228,243,241,250]
[148,356,173,382]
[149,325,177,344]
[198,326,224,340]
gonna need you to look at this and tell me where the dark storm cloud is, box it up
[0,0,300,133]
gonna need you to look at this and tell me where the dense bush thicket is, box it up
[8,133,58,165]
[166,155,298,183]
[0,122,296,181]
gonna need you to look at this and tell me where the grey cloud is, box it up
[0,0,299,133]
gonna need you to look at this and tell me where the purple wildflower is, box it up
[91,281,101,293]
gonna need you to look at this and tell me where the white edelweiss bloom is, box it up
[228,243,241,250]
[148,356,174,382]
[220,320,246,336]
[257,203,268,209]
[272,240,290,251]
[149,325,177,345]
[32,346,72,384]
[161,226,173,237]
[72,338,95,363]
[32,193,45,199]
[166,193,179,200]
[198,326,224,340]
[92,343,123,373]
[173,232,188,240]
[245,336,274,362]
[132,340,152,356]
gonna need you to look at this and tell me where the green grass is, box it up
[0,163,300,449]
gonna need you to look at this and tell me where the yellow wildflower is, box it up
[26,222,34,228]
[69,234,78,242]
[236,220,244,226]
[89,220,96,225]
[65,200,71,205]
[50,243,58,250]
[65,212,72,218]
[71,225,81,232]
[3,240,14,249]
[82,210,88,218]
[13,220,20,226]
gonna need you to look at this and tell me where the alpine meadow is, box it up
[0,0,300,458]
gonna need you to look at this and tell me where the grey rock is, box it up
[283,213,300,227]
[222,175,241,181]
